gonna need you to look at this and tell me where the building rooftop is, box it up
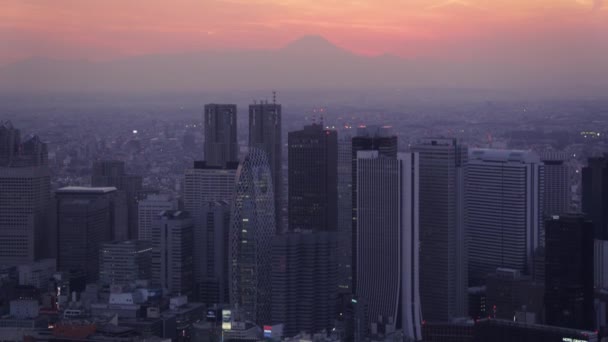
[56,186,117,194]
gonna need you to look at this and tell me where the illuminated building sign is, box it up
[264,325,272,338]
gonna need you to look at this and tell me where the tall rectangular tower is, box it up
[467,149,544,286]
[351,126,397,292]
[582,155,608,239]
[55,187,118,282]
[184,161,237,300]
[288,123,337,232]
[92,160,142,240]
[249,101,282,231]
[0,122,51,266]
[545,214,594,330]
[337,135,353,293]
[151,210,194,296]
[412,138,467,322]
[195,200,231,305]
[204,104,238,167]
[540,151,570,216]
[356,151,421,341]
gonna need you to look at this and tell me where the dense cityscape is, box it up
[0,91,607,341]
[1,0,608,341]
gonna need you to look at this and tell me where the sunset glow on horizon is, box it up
[1,0,607,65]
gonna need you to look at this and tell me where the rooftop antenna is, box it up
[272,91,277,105]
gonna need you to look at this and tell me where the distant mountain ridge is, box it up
[0,35,606,93]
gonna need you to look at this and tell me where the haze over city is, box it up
[2,1,608,342]
[1,0,607,93]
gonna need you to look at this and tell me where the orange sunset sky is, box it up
[1,0,607,66]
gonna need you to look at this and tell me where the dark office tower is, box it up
[467,149,544,286]
[582,155,608,239]
[55,187,119,282]
[541,151,570,216]
[151,210,194,296]
[288,123,337,232]
[92,160,142,240]
[545,214,594,330]
[412,138,467,322]
[0,122,51,266]
[204,104,238,167]
[229,148,275,326]
[337,135,353,293]
[184,161,237,300]
[271,232,338,337]
[249,101,282,232]
[351,125,397,293]
[356,151,422,341]
[195,201,231,305]
[99,240,152,286]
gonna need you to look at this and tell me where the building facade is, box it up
[356,151,422,341]
[137,194,178,241]
[412,138,468,322]
[540,151,570,216]
[195,200,231,305]
[288,123,337,232]
[204,104,238,168]
[229,148,276,326]
[467,149,544,286]
[151,210,194,296]
[351,126,398,292]
[271,232,339,337]
[0,121,51,265]
[249,101,282,232]
[99,240,152,285]
[55,187,119,282]
[92,160,142,240]
[545,214,594,330]
[582,155,608,239]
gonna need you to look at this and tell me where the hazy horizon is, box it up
[1,1,607,94]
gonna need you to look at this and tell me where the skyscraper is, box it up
[356,151,422,341]
[337,135,353,293]
[0,121,51,265]
[412,138,467,322]
[582,155,608,239]
[351,126,397,292]
[288,123,337,232]
[55,187,119,282]
[229,148,275,325]
[271,232,338,337]
[195,200,231,305]
[92,160,142,240]
[540,151,570,216]
[467,149,544,286]
[151,210,194,296]
[204,104,238,167]
[99,240,152,285]
[184,161,237,300]
[545,214,594,330]
[137,194,178,241]
[249,100,282,232]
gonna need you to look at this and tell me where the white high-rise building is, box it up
[467,149,544,286]
[356,151,422,341]
[138,194,178,241]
